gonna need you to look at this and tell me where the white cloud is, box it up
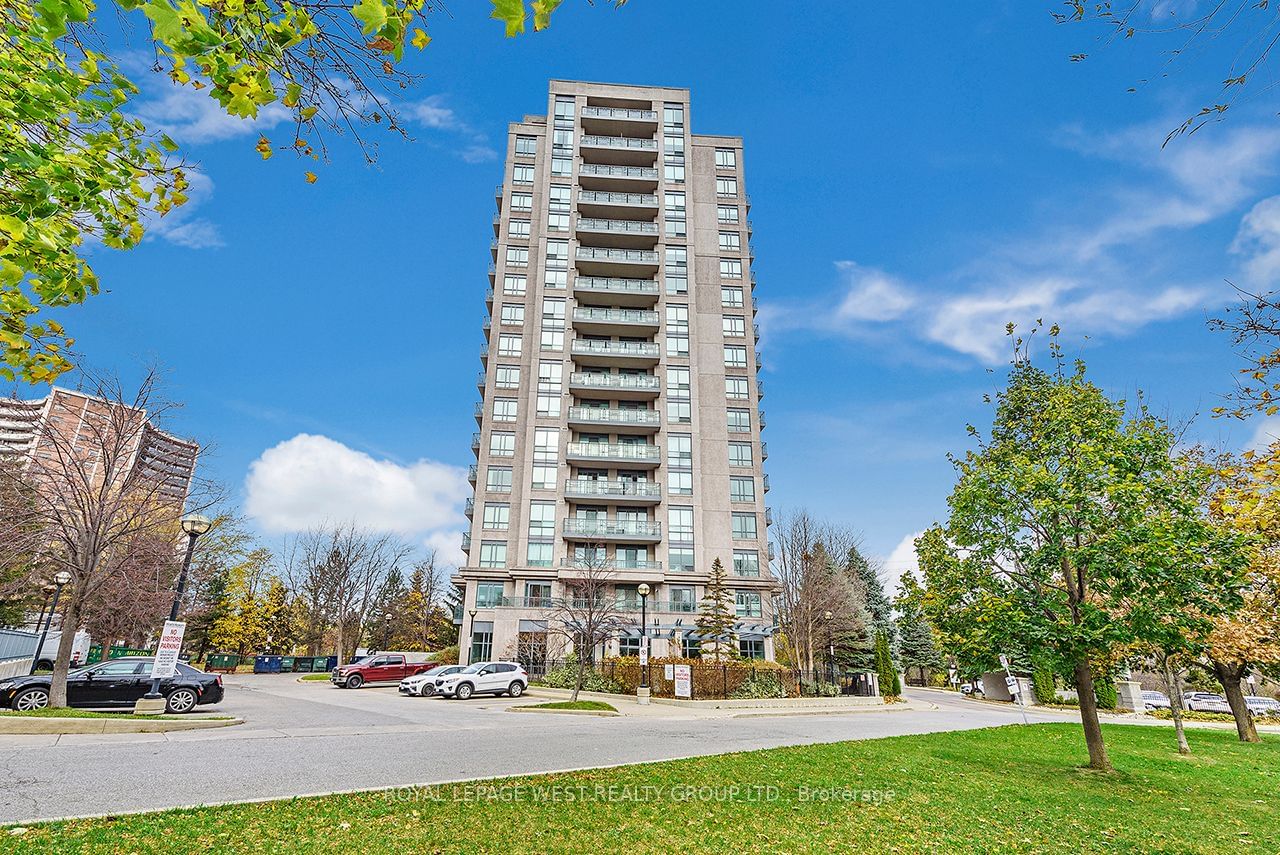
[244,434,469,541]
[145,168,225,250]
[405,95,498,163]
[1245,416,1280,452]
[880,531,924,598]
[1232,195,1280,288]
[834,263,916,322]
[134,84,292,145]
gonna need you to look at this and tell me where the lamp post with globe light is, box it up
[29,572,72,675]
[138,513,213,710]
[636,583,651,703]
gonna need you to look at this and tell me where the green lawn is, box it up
[0,708,168,720]
[521,700,617,712]
[298,674,331,682]
[8,724,1280,853]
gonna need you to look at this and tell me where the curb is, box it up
[508,706,620,717]
[527,685,887,711]
[0,716,242,735]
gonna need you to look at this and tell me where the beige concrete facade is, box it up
[456,81,774,666]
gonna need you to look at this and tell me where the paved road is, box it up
[0,679,1065,823]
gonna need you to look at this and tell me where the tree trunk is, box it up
[1073,658,1113,771]
[571,659,584,703]
[49,593,82,708]
[1212,659,1259,743]
[1163,657,1190,755]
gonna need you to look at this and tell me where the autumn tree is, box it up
[917,330,1248,771]
[0,0,623,383]
[547,547,624,702]
[400,552,453,651]
[209,549,274,657]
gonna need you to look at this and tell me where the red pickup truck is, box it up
[330,654,433,688]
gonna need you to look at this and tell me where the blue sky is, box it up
[45,1,1280,590]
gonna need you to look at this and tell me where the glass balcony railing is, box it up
[569,372,660,392]
[580,135,658,151]
[572,307,660,326]
[564,479,662,499]
[576,218,659,235]
[579,164,659,180]
[566,441,661,462]
[461,532,471,551]
[562,518,662,538]
[578,190,659,206]
[568,406,661,426]
[581,106,658,121]
[464,497,474,516]
[574,276,659,294]
[571,339,660,358]
[615,599,696,613]
[558,558,664,572]
[467,464,477,482]
[576,247,659,264]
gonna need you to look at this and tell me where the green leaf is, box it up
[411,27,431,49]
[351,0,388,35]
[531,0,562,30]
[490,0,525,36]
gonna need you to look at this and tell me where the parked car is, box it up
[330,653,433,689]
[399,665,467,697]
[434,661,528,700]
[1140,690,1171,710]
[1245,695,1280,717]
[1184,692,1232,713]
[0,657,223,714]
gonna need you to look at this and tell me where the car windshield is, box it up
[461,663,487,674]
[423,666,453,676]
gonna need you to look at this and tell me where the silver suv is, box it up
[435,661,528,700]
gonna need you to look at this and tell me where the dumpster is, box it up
[324,655,338,671]
[294,657,313,673]
[254,655,283,674]
[206,653,239,673]
[313,656,333,673]
[280,656,295,672]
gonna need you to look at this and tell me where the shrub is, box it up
[800,680,840,697]
[1094,677,1118,711]
[729,672,788,699]
[432,645,459,665]
[536,661,624,695]
[1030,659,1057,706]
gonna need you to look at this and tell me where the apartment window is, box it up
[669,586,696,612]
[669,547,694,573]
[719,259,743,279]
[668,471,693,496]
[528,501,556,538]
[537,361,563,391]
[730,476,755,503]
[733,549,761,577]
[551,157,572,176]
[547,213,569,232]
[532,466,557,490]
[515,135,537,156]
[493,398,517,422]
[617,635,640,657]
[470,627,493,663]
[717,205,740,224]
[727,409,751,433]
[526,542,553,568]
[497,334,521,357]
[513,164,534,184]
[664,246,688,296]
[718,231,741,251]
[726,377,749,399]
[667,401,691,424]
[488,432,516,457]
[486,466,513,492]
[495,365,520,388]
[478,543,507,570]
[536,393,561,418]
[544,269,567,289]
[729,442,754,467]
[477,582,504,607]
[542,297,566,328]
[482,503,510,530]
[663,103,684,128]
[503,274,527,295]
[664,191,686,238]
[668,434,692,469]
[667,305,689,357]
[735,590,762,618]
[663,133,685,163]
[545,240,569,269]
[509,219,531,239]
[716,177,739,197]
[666,334,689,358]
[722,286,745,308]
[723,315,746,337]
[553,96,575,128]
[552,128,573,155]
[715,148,738,169]
[533,427,559,463]
[511,192,533,210]
[505,247,528,267]
[681,634,701,657]
[667,367,691,398]
[500,304,525,325]
[739,639,765,659]
[549,185,571,212]
[664,164,685,183]
[669,507,694,543]
[724,346,747,369]
[525,582,552,605]
[540,330,564,352]
[731,512,758,540]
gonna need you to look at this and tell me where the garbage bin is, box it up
[294,658,313,673]
[280,656,295,672]
[206,654,239,673]
[314,656,333,673]
[253,655,271,674]
[324,655,338,671]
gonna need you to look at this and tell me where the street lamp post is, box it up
[140,513,212,704]
[29,573,71,674]
[467,609,478,664]
[636,583,651,704]
[824,610,834,687]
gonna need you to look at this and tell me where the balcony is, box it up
[473,401,484,423]
[616,598,697,614]
[763,473,771,492]
[461,532,471,552]
[580,105,658,136]
[569,372,660,400]
[758,408,766,429]
[573,275,660,307]
[575,246,660,277]
[571,306,660,335]
[577,163,660,191]
[562,518,662,542]
[579,134,658,166]
[471,432,481,452]
[565,441,661,468]
[567,406,661,433]
[464,497,474,517]
[761,441,768,460]
[564,479,662,504]
[768,542,776,561]
[476,371,486,392]
[765,506,774,525]
[479,343,489,361]
[467,464,477,483]
[578,189,659,218]
[575,217,660,249]
[757,379,765,398]
[570,338,660,368]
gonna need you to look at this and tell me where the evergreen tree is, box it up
[184,568,230,661]
[844,546,893,671]
[894,572,941,685]
[366,568,407,651]
[696,558,737,661]
[875,631,901,696]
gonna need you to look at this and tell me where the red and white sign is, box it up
[674,664,692,699]
[150,620,186,680]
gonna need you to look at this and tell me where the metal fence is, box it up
[0,628,38,661]
[528,658,878,700]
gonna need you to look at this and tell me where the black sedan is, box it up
[0,657,224,714]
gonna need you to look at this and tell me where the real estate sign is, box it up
[674,664,692,699]
[150,620,186,679]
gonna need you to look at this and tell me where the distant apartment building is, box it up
[0,388,198,505]
[455,80,776,665]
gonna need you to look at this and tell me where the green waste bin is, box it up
[280,656,295,672]
[313,656,331,673]
[206,653,239,673]
[294,658,313,672]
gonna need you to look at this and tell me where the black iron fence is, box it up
[528,658,878,700]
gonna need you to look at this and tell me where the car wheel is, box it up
[165,688,198,714]
[419,685,434,697]
[508,681,524,698]
[34,660,53,672]
[455,682,474,700]
[346,674,363,689]
[13,688,50,711]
